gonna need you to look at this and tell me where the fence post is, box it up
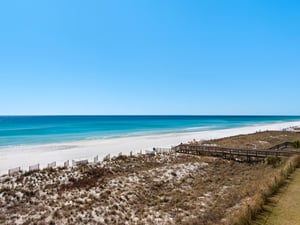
[73,159,89,166]
[103,154,110,161]
[64,160,69,167]
[8,167,21,176]
[29,164,39,172]
[47,161,56,168]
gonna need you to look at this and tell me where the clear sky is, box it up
[0,0,299,115]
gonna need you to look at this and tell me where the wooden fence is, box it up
[173,143,300,161]
[5,147,172,176]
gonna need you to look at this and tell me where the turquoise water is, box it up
[0,116,300,147]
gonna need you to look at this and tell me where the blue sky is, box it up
[0,0,299,115]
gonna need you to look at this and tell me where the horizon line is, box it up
[1,114,300,117]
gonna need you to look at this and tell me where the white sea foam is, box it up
[0,121,300,175]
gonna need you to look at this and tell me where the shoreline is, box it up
[2,133,300,225]
[1,120,300,175]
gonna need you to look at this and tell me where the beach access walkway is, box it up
[172,142,300,161]
[253,168,300,225]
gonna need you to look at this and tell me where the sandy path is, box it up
[254,169,300,225]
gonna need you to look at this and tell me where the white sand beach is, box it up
[1,121,300,175]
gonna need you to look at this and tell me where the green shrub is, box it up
[266,156,281,167]
[293,140,300,148]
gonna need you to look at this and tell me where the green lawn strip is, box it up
[253,168,300,225]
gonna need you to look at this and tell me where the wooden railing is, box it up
[173,144,300,160]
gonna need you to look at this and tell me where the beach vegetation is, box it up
[253,169,300,225]
[227,155,300,225]
[266,156,281,167]
[293,140,300,148]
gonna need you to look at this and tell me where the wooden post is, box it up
[64,160,69,167]
[8,167,21,176]
[47,161,56,168]
[29,164,39,172]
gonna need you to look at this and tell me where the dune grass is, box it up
[253,168,300,225]
[2,131,300,224]
[227,155,300,225]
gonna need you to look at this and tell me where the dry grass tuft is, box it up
[61,167,112,190]
[227,155,300,225]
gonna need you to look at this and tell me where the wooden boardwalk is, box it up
[172,143,300,161]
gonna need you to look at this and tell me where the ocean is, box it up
[0,115,300,147]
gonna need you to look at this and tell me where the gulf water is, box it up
[0,116,300,147]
